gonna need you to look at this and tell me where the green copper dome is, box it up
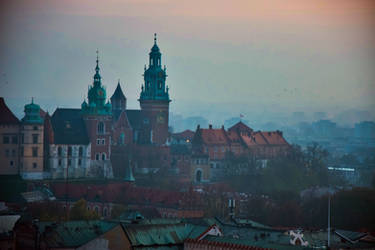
[82,51,112,115]
[22,98,43,124]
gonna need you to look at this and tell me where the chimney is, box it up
[209,124,212,129]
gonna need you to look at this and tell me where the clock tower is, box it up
[139,34,171,145]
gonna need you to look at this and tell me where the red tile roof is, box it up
[0,97,19,124]
[252,132,269,145]
[260,131,289,145]
[200,128,229,145]
[228,121,253,134]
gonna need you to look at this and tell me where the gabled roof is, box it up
[260,131,289,145]
[199,128,229,145]
[0,97,19,124]
[122,223,194,247]
[110,82,126,101]
[252,132,269,145]
[126,109,143,129]
[51,108,89,145]
[39,221,118,248]
[228,121,253,134]
[240,134,258,147]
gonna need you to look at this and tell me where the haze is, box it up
[1,0,375,127]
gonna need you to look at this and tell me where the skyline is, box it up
[1,0,375,126]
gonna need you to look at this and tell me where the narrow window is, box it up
[33,162,37,168]
[10,160,14,167]
[79,147,83,157]
[32,147,38,157]
[78,159,82,166]
[101,153,106,161]
[33,126,38,130]
[95,154,99,160]
[97,122,104,134]
[68,146,72,157]
[58,146,62,157]
[68,159,71,166]
[32,134,38,144]
[58,159,62,166]
[12,136,18,144]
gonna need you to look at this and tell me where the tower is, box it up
[81,51,113,178]
[110,80,126,121]
[139,34,171,145]
[20,98,44,180]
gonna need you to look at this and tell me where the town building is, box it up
[0,98,20,176]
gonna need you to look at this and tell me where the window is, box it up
[68,159,71,166]
[5,149,9,157]
[97,139,100,145]
[103,208,107,217]
[119,133,125,145]
[3,136,9,144]
[95,154,99,160]
[33,126,38,130]
[143,118,149,124]
[78,159,82,166]
[94,206,99,214]
[58,159,62,166]
[79,147,83,157]
[97,122,104,134]
[158,81,162,89]
[58,146,62,157]
[11,149,16,156]
[10,161,14,167]
[32,147,38,157]
[87,206,90,211]
[12,136,18,144]
[33,162,37,168]
[101,139,105,145]
[21,134,24,144]
[68,146,72,157]
[20,147,24,156]
[101,153,106,161]
[32,134,38,144]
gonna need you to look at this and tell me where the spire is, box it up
[154,33,157,45]
[93,49,101,84]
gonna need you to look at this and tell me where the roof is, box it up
[228,121,253,134]
[185,238,274,250]
[51,108,90,145]
[126,109,143,129]
[39,220,118,248]
[252,132,269,145]
[0,215,20,234]
[172,130,195,140]
[0,97,19,124]
[111,82,126,101]
[260,131,289,145]
[122,223,194,247]
[335,229,368,243]
[199,128,229,145]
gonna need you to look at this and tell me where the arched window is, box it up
[196,169,202,182]
[101,153,106,161]
[97,122,104,134]
[79,147,83,157]
[58,146,62,157]
[68,146,72,157]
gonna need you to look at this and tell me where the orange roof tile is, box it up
[200,128,229,145]
[260,131,289,145]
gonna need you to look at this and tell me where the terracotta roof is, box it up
[200,128,229,145]
[228,121,253,134]
[240,134,258,147]
[252,132,269,145]
[260,131,288,145]
[0,97,19,124]
[226,130,241,142]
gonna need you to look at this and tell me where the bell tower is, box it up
[139,34,171,145]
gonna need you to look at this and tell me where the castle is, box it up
[0,34,290,182]
[0,34,170,180]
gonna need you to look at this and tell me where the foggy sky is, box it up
[1,0,375,125]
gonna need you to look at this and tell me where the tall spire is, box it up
[154,33,157,45]
[94,49,101,84]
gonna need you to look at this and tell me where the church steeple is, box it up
[82,51,111,115]
[139,34,170,102]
